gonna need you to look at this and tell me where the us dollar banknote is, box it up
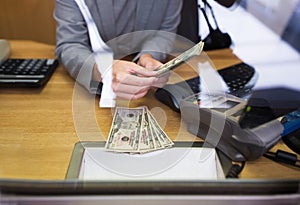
[138,107,156,153]
[147,111,174,148]
[105,106,173,154]
[105,107,144,153]
[155,41,204,76]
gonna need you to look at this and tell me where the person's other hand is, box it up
[112,60,159,100]
[137,54,170,88]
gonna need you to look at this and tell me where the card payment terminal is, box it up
[180,93,284,161]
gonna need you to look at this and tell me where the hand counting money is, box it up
[105,106,174,154]
[155,41,204,77]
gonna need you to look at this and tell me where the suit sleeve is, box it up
[54,0,98,93]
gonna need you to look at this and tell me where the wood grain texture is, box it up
[0,40,299,180]
[0,0,56,44]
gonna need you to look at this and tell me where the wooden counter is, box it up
[0,40,299,180]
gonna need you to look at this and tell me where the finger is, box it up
[137,54,163,70]
[114,60,157,77]
[115,72,157,87]
[115,89,148,100]
[129,64,156,77]
[144,60,163,70]
[151,74,170,87]
[151,79,168,88]
[156,74,170,82]
[152,82,167,88]
[112,81,150,94]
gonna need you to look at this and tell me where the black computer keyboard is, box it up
[0,58,58,88]
[155,62,258,112]
[181,62,257,97]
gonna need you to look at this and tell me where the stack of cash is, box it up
[105,106,174,154]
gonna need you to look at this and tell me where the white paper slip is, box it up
[95,52,115,107]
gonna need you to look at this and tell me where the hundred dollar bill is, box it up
[155,41,204,76]
[105,107,144,153]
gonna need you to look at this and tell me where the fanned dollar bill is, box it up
[147,111,174,148]
[105,106,174,154]
[105,107,144,153]
[155,41,204,76]
[138,107,156,153]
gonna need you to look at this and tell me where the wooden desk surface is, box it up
[0,40,299,180]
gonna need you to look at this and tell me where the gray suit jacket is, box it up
[54,0,183,93]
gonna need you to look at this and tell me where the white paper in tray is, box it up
[79,147,225,181]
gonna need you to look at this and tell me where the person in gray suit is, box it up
[54,0,183,100]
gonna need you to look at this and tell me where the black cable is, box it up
[264,150,300,168]
[202,0,220,29]
[226,161,246,178]
[199,6,215,33]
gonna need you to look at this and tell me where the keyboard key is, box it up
[0,58,58,87]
